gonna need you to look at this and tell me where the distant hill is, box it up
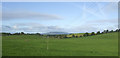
[43,32,70,35]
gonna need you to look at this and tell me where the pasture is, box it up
[2,32,118,56]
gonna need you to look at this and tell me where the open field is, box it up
[0,36,2,57]
[2,32,118,56]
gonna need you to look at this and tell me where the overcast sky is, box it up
[2,2,118,33]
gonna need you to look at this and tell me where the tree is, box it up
[118,29,120,32]
[103,30,106,33]
[36,33,41,35]
[101,32,104,34]
[103,30,108,33]
[115,29,119,32]
[106,30,109,33]
[72,34,76,38]
[14,33,20,35]
[96,31,100,34]
[21,32,24,35]
[2,33,11,36]
[83,32,89,37]
[110,30,114,33]
[91,32,95,36]
[64,35,68,38]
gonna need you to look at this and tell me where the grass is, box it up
[2,32,118,56]
[0,35,2,57]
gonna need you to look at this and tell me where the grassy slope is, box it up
[2,32,118,56]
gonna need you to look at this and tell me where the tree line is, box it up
[1,29,120,39]
[1,32,42,36]
[83,29,120,37]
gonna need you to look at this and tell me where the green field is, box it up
[2,32,118,56]
[0,36,2,57]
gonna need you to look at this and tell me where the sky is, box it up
[1,2,118,33]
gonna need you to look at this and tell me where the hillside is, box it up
[43,32,70,35]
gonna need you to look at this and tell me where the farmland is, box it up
[2,32,118,56]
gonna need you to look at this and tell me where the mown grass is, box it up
[2,32,118,56]
[0,36,2,57]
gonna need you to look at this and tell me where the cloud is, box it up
[2,25,13,32]
[0,3,2,19]
[2,23,65,33]
[66,24,98,33]
[69,24,118,33]
[102,2,118,14]
[70,2,117,19]
[87,19,118,24]
[86,19,118,31]
[2,11,62,20]
[2,22,118,33]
